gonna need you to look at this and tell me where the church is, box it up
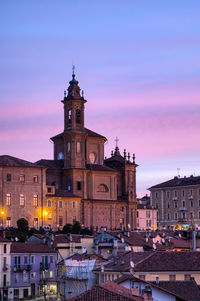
[0,72,137,230]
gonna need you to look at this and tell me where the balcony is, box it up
[40,262,49,271]
[13,264,31,272]
[2,264,8,271]
[179,207,187,211]
[172,197,178,201]
[188,195,193,200]
[178,218,187,223]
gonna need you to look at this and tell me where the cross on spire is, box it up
[72,65,75,79]
[115,136,119,148]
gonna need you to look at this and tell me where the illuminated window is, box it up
[68,185,71,191]
[33,176,38,183]
[7,174,11,182]
[20,175,25,182]
[6,193,11,206]
[50,271,54,278]
[33,194,38,207]
[20,194,25,206]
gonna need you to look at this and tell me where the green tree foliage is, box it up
[71,221,81,234]
[17,218,29,233]
[63,223,72,234]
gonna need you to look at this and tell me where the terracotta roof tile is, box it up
[0,155,42,168]
[11,243,56,253]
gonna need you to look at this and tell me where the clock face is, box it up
[89,152,96,164]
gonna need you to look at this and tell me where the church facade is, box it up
[0,73,137,230]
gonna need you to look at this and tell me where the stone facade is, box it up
[149,175,200,229]
[0,72,138,230]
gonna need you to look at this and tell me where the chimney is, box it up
[131,287,140,296]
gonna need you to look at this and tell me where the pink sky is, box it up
[0,1,200,197]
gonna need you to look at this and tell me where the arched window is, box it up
[67,142,71,152]
[76,109,81,124]
[68,110,72,124]
[57,152,64,160]
[77,142,81,153]
[97,184,109,193]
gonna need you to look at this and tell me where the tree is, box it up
[17,218,29,233]
[63,223,72,234]
[71,221,81,234]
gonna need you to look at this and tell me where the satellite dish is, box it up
[153,243,157,250]
[130,261,135,268]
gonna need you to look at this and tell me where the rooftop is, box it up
[149,175,200,189]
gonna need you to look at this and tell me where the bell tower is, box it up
[62,68,87,132]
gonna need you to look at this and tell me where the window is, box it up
[199,200,200,207]
[166,191,170,198]
[31,272,36,279]
[190,212,194,219]
[77,142,81,153]
[174,201,177,208]
[76,109,81,124]
[97,184,109,193]
[14,256,20,268]
[50,256,53,264]
[139,275,146,280]
[20,174,25,182]
[182,190,185,197]
[33,176,38,183]
[6,193,11,206]
[47,187,52,193]
[120,218,124,224]
[6,217,11,227]
[50,271,54,278]
[72,216,76,224]
[146,220,151,227]
[156,203,158,209]
[167,202,170,209]
[59,216,63,227]
[146,211,150,218]
[7,173,11,182]
[190,189,193,196]
[4,244,7,254]
[59,201,62,208]
[167,213,170,220]
[155,192,158,199]
[169,274,176,281]
[184,274,191,281]
[57,152,64,160]
[183,212,186,219]
[175,212,178,220]
[67,142,71,152]
[68,110,72,124]
[23,270,28,282]
[14,273,19,283]
[72,201,76,208]
[174,190,177,197]
[136,211,139,218]
[182,200,185,208]
[199,189,200,196]
[68,185,71,191]
[24,256,28,265]
[34,218,38,229]
[31,256,35,264]
[190,201,193,207]
[47,200,52,207]
[20,194,25,206]
[77,181,81,190]
[33,194,38,207]
[121,207,124,212]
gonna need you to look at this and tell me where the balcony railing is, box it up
[13,264,31,272]
[172,197,178,201]
[2,264,8,271]
[179,207,187,211]
[188,195,193,200]
[40,263,49,271]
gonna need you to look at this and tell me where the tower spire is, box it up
[72,65,75,80]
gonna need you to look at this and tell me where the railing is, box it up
[172,197,178,201]
[40,263,49,271]
[179,207,187,211]
[2,264,8,271]
[188,195,193,200]
[13,264,31,272]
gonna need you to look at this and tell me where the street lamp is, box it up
[1,210,5,227]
